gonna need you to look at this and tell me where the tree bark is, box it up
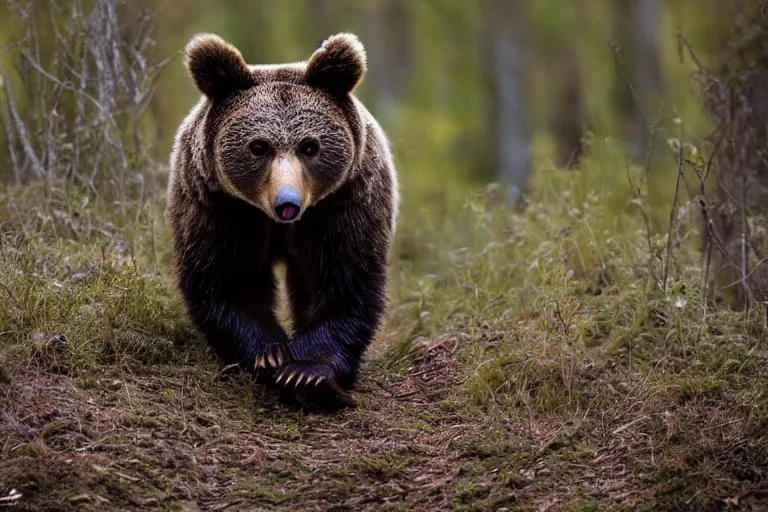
[703,0,768,307]
[550,47,584,169]
[485,0,530,205]
[365,0,412,116]
[612,0,663,159]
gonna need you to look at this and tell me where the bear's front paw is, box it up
[254,343,290,371]
[275,361,334,387]
[275,361,356,410]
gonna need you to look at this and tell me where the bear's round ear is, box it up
[305,33,367,97]
[184,33,255,100]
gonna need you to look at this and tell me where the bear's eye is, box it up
[248,139,270,157]
[298,140,320,158]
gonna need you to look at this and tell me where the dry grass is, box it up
[1,157,767,511]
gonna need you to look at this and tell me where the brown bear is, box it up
[166,32,398,409]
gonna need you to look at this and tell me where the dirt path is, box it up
[7,333,765,512]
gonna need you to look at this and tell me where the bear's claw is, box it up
[255,344,288,370]
[275,362,331,388]
[274,361,355,410]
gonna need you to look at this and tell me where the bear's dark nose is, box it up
[274,186,301,221]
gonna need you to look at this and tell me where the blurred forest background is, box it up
[0,0,733,211]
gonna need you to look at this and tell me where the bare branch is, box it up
[0,66,43,179]
[0,0,171,197]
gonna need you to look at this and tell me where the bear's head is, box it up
[184,33,368,223]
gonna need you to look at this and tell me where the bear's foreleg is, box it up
[178,251,290,374]
[278,246,388,396]
[277,313,382,388]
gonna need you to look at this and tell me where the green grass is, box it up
[1,143,768,511]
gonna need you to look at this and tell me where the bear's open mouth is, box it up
[276,203,299,221]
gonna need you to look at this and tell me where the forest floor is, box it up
[1,173,768,512]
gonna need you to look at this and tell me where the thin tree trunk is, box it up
[551,47,584,169]
[365,0,396,113]
[612,0,662,159]
[365,0,412,117]
[486,0,530,205]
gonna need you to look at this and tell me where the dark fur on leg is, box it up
[279,201,389,407]
[175,213,290,377]
[287,315,380,390]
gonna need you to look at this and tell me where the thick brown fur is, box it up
[166,33,398,410]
